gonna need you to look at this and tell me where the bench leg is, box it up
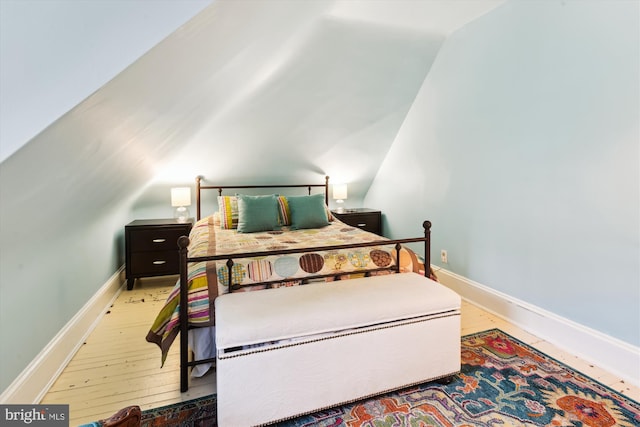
[436,374,457,385]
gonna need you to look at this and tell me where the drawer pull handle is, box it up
[153,260,167,265]
[152,239,166,243]
[357,223,367,227]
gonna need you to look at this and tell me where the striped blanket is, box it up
[146,215,425,363]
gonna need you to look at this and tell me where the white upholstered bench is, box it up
[215,272,461,427]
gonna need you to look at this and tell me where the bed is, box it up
[145,176,434,393]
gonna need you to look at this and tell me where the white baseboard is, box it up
[435,266,640,388]
[0,267,125,404]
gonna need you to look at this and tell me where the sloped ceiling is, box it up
[149,7,445,202]
[1,0,504,214]
[137,0,506,207]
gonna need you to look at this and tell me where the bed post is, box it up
[178,236,190,392]
[227,259,234,293]
[423,220,431,277]
[324,175,329,206]
[195,176,202,221]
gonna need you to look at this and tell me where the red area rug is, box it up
[139,329,639,426]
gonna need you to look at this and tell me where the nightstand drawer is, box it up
[345,213,380,232]
[130,228,186,252]
[331,209,382,235]
[129,251,180,276]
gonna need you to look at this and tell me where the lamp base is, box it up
[174,206,190,223]
[335,200,345,213]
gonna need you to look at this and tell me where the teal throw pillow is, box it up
[287,193,329,230]
[236,194,280,233]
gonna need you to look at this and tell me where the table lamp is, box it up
[171,187,191,222]
[333,183,348,213]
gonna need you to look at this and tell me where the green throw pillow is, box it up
[236,194,280,233]
[287,193,329,230]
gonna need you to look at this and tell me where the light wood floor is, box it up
[41,275,639,426]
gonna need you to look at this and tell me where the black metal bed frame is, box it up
[176,176,432,392]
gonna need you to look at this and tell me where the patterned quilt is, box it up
[146,215,426,364]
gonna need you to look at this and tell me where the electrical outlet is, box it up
[440,249,448,264]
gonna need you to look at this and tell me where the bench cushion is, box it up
[215,272,460,350]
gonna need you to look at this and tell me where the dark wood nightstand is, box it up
[331,208,382,236]
[125,219,193,290]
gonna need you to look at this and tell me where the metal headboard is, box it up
[195,176,330,220]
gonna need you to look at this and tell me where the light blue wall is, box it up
[366,0,639,345]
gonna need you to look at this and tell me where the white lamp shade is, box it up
[333,184,348,200]
[171,187,191,207]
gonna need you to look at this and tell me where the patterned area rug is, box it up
[139,329,639,426]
